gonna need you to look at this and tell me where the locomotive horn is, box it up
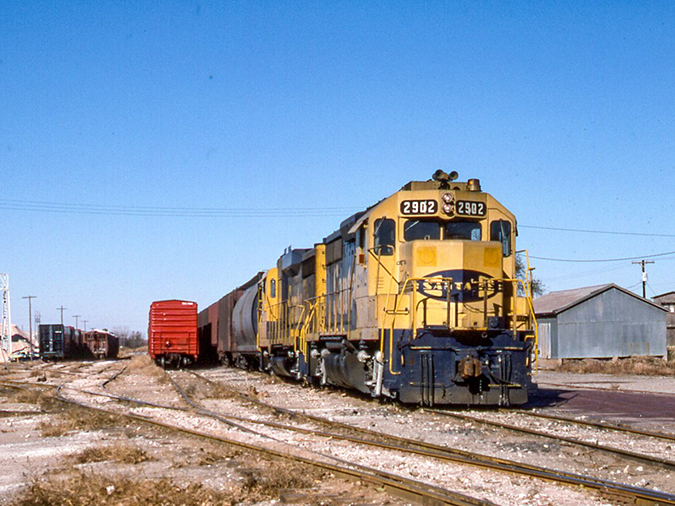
[432,169,459,183]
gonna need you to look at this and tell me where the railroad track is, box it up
[2,376,492,505]
[166,369,675,506]
[426,408,675,470]
[5,360,675,505]
[511,409,675,441]
[537,380,675,397]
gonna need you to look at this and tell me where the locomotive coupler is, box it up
[458,355,483,379]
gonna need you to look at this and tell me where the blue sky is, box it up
[2,1,674,335]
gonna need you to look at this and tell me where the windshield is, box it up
[444,221,482,241]
[404,220,440,241]
[404,219,481,241]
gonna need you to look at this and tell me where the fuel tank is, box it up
[232,284,259,353]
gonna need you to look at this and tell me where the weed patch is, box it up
[16,472,232,506]
[557,357,675,376]
[72,443,150,465]
[40,405,124,437]
[125,354,169,384]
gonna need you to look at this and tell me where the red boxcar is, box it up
[148,300,198,368]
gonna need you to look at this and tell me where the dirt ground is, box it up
[0,360,405,506]
[2,355,675,505]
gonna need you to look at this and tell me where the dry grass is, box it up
[557,356,675,376]
[201,381,236,400]
[16,458,319,506]
[28,369,47,379]
[72,443,151,465]
[40,405,125,437]
[16,473,233,506]
[126,354,169,384]
[238,461,315,501]
[10,387,60,411]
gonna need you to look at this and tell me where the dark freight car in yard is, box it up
[83,329,119,359]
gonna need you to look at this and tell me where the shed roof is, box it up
[11,324,29,339]
[533,283,666,317]
[653,291,675,303]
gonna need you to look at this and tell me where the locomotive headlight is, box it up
[442,193,454,203]
[442,203,454,215]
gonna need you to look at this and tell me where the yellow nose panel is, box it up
[484,246,501,268]
[416,246,437,267]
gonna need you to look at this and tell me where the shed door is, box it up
[538,322,552,359]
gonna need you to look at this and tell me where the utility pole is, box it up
[82,320,88,332]
[73,314,81,329]
[22,296,37,346]
[56,306,67,326]
[632,260,655,298]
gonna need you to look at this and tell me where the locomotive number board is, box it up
[456,201,486,217]
[400,199,438,215]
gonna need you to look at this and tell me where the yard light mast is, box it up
[1,274,11,357]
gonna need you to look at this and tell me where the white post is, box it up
[1,274,11,357]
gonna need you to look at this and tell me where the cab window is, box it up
[404,220,440,241]
[444,221,481,241]
[374,218,395,255]
[490,220,512,256]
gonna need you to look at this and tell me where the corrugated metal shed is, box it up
[653,291,675,348]
[534,284,667,359]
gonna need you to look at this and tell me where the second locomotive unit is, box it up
[195,171,537,406]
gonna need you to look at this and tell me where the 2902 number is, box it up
[456,201,486,216]
[400,200,438,215]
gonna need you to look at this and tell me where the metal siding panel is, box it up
[537,319,553,359]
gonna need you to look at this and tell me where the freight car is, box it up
[38,324,106,360]
[39,324,89,359]
[83,329,119,359]
[148,300,199,368]
[39,324,74,360]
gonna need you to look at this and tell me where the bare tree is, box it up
[111,327,146,349]
[516,253,546,297]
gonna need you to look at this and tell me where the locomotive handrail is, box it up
[384,276,454,376]
[271,287,355,347]
[383,274,537,377]
[265,300,307,348]
[516,249,539,371]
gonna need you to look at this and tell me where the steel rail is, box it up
[538,380,675,397]
[427,409,675,470]
[49,379,491,506]
[99,371,282,440]
[186,371,675,506]
[511,409,675,442]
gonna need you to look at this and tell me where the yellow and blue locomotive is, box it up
[200,171,536,406]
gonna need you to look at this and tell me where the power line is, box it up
[0,198,355,218]
[2,198,674,239]
[521,224,675,238]
[530,250,675,263]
